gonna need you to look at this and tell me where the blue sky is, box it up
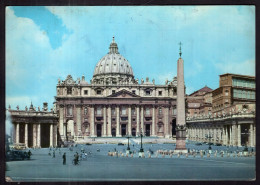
[6,6,255,110]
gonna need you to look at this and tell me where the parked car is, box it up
[11,143,27,150]
[195,143,202,146]
[118,143,124,146]
[6,150,30,161]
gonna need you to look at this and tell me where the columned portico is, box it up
[90,106,95,137]
[152,106,155,136]
[37,124,41,147]
[141,106,144,132]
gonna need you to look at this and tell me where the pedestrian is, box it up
[28,150,32,159]
[53,150,55,158]
[63,152,66,165]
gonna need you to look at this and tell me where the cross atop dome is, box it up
[109,36,119,54]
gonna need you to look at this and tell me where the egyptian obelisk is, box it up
[175,42,187,153]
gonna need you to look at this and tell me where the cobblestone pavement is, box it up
[6,140,255,182]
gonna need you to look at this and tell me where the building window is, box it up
[96,90,102,95]
[132,90,136,94]
[112,108,116,115]
[96,107,102,115]
[159,107,162,115]
[67,87,72,95]
[122,107,126,115]
[145,90,151,96]
[145,108,150,115]
[67,105,73,116]
[131,108,136,115]
[112,90,116,94]
[132,118,136,122]
[84,90,88,95]
[84,107,88,115]
[159,91,162,96]
[225,90,229,96]
[173,108,176,115]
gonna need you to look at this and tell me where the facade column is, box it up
[59,105,64,137]
[16,123,19,143]
[33,124,37,147]
[116,106,121,137]
[237,124,241,147]
[152,106,155,136]
[107,106,112,137]
[141,106,144,132]
[76,105,81,136]
[164,106,169,138]
[90,106,95,137]
[37,124,41,148]
[50,124,53,147]
[25,123,28,147]
[136,106,140,135]
[103,106,107,136]
[128,106,131,135]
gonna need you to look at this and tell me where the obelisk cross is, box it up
[179,42,182,57]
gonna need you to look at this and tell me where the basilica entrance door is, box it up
[145,124,150,136]
[132,128,136,136]
[121,124,126,136]
[172,119,176,137]
[97,124,102,137]
[41,124,50,148]
[112,128,116,137]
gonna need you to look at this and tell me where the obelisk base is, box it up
[174,127,187,154]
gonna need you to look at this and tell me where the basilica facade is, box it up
[56,38,179,142]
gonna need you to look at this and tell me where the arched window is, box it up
[67,105,73,116]
[145,107,150,115]
[96,107,102,115]
[158,107,162,115]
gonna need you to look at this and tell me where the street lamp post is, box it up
[139,129,144,157]
[205,134,212,154]
[126,135,131,154]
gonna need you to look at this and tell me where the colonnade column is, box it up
[90,106,95,137]
[229,126,232,146]
[237,124,241,147]
[141,106,144,132]
[250,124,254,147]
[107,106,112,137]
[16,123,19,143]
[253,125,256,147]
[164,106,169,138]
[116,106,121,137]
[136,106,140,135]
[50,124,53,147]
[25,123,28,147]
[152,106,155,136]
[54,124,57,147]
[76,105,81,136]
[128,106,131,135]
[213,128,217,144]
[37,124,41,148]
[103,106,107,136]
[59,105,64,137]
[232,124,237,146]
[33,124,37,147]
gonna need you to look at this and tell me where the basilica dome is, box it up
[92,37,135,85]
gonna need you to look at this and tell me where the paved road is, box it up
[6,143,255,182]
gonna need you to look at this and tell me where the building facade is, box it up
[55,38,179,142]
[186,74,256,147]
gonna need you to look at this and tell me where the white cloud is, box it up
[157,72,176,84]
[214,59,255,76]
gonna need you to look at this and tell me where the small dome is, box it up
[92,37,134,84]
